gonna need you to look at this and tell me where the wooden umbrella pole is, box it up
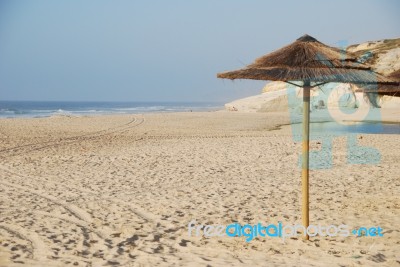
[302,80,311,240]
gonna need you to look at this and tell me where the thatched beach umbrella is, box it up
[217,34,399,240]
[356,69,400,96]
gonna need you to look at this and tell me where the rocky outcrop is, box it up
[347,38,400,75]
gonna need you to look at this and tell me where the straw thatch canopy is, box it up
[217,34,398,85]
[356,70,400,96]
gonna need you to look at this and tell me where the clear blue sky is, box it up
[0,0,399,102]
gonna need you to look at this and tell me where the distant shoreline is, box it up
[0,100,224,119]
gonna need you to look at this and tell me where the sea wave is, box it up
[0,101,223,118]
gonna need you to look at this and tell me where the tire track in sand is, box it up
[0,164,171,240]
[0,167,182,263]
[0,179,93,223]
[0,223,50,261]
[0,115,145,159]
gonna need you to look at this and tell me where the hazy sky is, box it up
[0,0,399,102]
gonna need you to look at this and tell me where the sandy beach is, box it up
[0,111,399,266]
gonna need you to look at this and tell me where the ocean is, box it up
[0,101,224,118]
